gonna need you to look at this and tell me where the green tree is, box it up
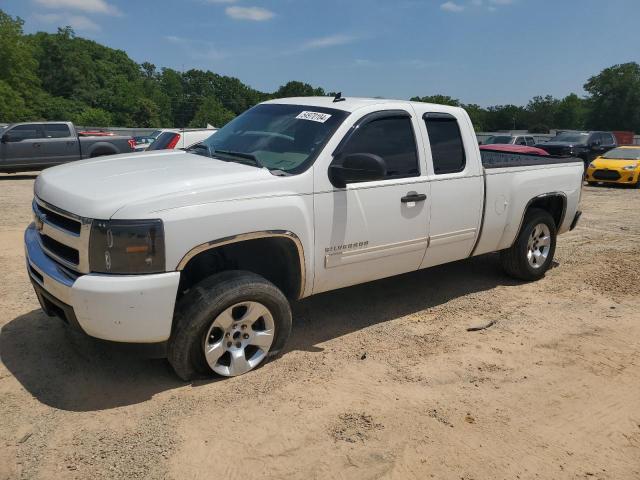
[525,95,559,133]
[74,107,112,127]
[0,10,40,119]
[410,94,461,106]
[584,62,640,131]
[462,104,487,131]
[189,96,236,128]
[554,94,587,130]
[0,80,29,121]
[484,105,528,131]
[274,81,325,98]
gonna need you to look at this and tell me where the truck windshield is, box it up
[484,136,513,144]
[199,104,349,174]
[602,148,640,160]
[551,133,589,144]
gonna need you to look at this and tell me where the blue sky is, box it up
[4,0,640,106]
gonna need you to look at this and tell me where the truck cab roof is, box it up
[262,96,465,114]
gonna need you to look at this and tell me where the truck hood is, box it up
[35,150,291,219]
[540,142,585,148]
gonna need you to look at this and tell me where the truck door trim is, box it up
[325,237,429,268]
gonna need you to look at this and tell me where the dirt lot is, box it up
[1,173,639,480]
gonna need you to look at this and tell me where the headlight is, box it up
[89,219,165,274]
[622,164,638,171]
[588,162,596,169]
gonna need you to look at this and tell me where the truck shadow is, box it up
[0,174,38,181]
[0,253,521,412]
[0,311,184,411]
[288,253,519,352]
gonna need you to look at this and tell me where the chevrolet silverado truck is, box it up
[1,121,134,173]
[24,97,583,380]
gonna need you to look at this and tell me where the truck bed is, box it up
[480,150,583,169]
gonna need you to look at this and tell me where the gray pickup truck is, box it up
[0,121,134,173]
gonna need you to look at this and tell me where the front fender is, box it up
[159,194,314,297]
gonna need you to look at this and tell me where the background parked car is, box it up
[537,131,617,166]
[146,128,217,151]
[483,135,537,146]
[586,145,640,187]
[0,121,134,172]
[479,144,549,156]
[133,135,157,152]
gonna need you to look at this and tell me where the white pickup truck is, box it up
[25,97,583,380]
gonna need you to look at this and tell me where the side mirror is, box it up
[0,133,9,144]
[590,140,601,147]
[328,153,387,188]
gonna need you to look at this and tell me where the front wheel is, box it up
[168,271,292,381]
[500,208,557,281]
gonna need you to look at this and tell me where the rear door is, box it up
[40,123,79,165]
[312,107,430,293]
[0,124,45,170]
[413,109,484,268]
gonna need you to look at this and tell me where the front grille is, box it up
[32,197,92,273]
[593,169,621,180]
[542,146,570,156]
[40,234,80,265]
[36,203,81,235]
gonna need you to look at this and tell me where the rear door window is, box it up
[43,124,71,138]
[423,113,466,174]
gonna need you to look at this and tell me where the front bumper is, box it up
[25,223,181,343]
[586,168,640,185]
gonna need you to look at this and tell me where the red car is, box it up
[480,144,549,156]
[78,130,115,137]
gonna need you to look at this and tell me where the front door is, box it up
[312,109,430,294]
[1,124,45,170]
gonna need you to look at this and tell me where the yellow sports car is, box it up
[586,146,640,187]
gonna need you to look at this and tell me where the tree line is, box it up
[2,9,639,132]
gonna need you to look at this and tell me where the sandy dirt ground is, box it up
[1,173,639,480]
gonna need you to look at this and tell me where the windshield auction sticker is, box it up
[296,111,332,123]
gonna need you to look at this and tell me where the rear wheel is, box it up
[500,208,557,281]
[168,270,292,381]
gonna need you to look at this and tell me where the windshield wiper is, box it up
[213,149,263,168]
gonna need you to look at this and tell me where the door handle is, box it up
[33,143,41,148]
[401,193,427,203]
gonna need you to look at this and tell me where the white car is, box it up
[483,134,537,146]
[146,127,217,151]
[25,96,583,380]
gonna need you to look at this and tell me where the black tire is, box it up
[500,208,557,281]
[168,270,292,381]
[89,149,115,158]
